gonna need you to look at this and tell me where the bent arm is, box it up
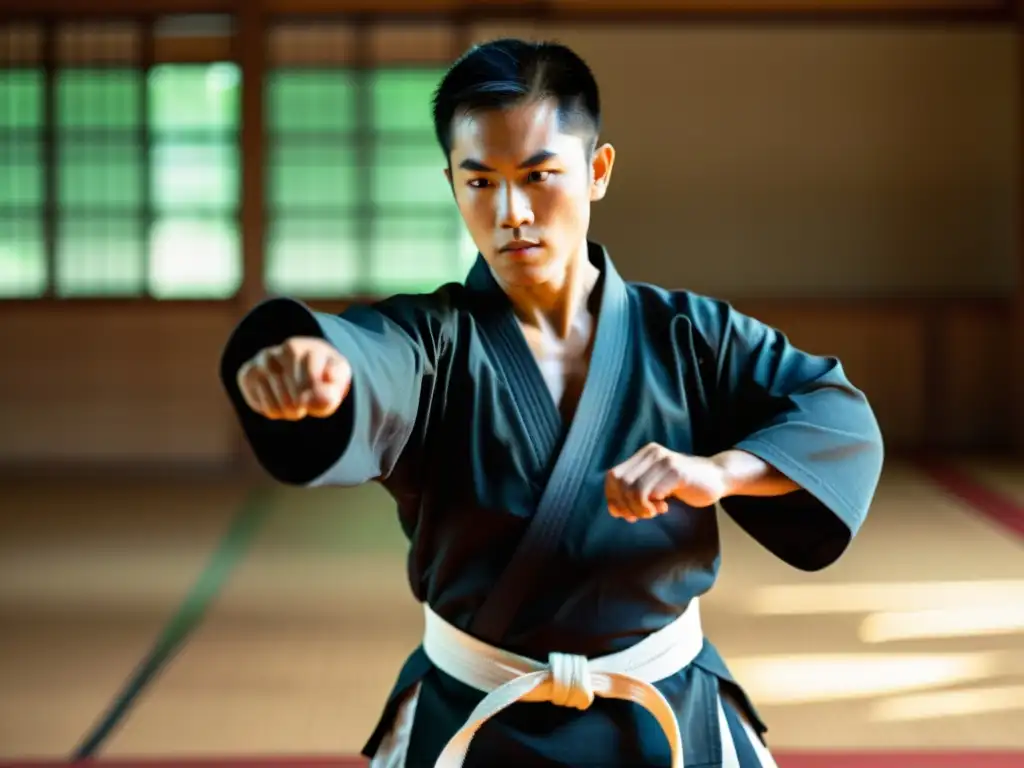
[220,295,449,488]
[689,295,884,571]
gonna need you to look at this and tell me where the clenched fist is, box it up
[605,443,729,523]
[236,336,351,421]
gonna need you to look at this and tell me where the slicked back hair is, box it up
[432,38,602,160]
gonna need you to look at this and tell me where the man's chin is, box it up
[494,252,560,282]
[501,263,559,288]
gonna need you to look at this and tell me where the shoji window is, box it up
[148,15,241,298]
[265,23,361,296]
[0,23,45,297]
[264,21,476,299]
[0,17,241,299]
[54,21,147,296]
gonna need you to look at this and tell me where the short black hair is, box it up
[432,38,601,158]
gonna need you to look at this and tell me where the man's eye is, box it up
[527,170,551,183]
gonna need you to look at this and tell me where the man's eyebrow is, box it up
[518,150,558,168]
[458,158,493,172]
[457,150,559,173]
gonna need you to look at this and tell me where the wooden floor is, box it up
[1,459,1023,763]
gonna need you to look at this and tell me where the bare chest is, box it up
[517,315,595,422]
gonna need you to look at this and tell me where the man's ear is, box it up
[590,143,615,202]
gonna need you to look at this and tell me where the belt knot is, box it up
[547,652,595,710]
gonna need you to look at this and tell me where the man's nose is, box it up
[498,184,534,229]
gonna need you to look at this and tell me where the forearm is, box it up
[711,449,800,498]
[221,300,357,486]
[222,299,422,488]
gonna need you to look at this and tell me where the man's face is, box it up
[446,97,614,289]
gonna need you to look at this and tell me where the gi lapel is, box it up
[466,242,631,645]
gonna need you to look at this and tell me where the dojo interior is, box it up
[1,1,1022,766]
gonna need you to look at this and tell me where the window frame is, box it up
[0,14,478,306]
[263,61,472,301]
[0,15,245,305]
[0,64,47,299]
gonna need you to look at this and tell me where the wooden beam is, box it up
[236,0,265,311]
[140,17,154,299]
[266,0,464,13]
[3,0,1010,9]
[259,0,1012,22]
[2,0,1011,22]
[1,0,240,14]
[153,35,234,63]
[40,20,56,300]
[231,0,267,473]
[1017,0,1024,453]
[550,0,1007,9]
[543,0,1013,23]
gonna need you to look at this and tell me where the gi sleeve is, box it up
[688,294,885,571]
[220,294,450,488]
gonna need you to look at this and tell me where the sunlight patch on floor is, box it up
[745,580,1024,616]
[859,604,1024,643]
[727,652,1005,705]
[870,685,1024,722]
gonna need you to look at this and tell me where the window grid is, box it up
[147,62,242,298]
[0,20,474,301]
[265,64,475,299]
[54,66,146,296]
[53,22,145,297]
[0,20,243,300]
[53,61,243,299]
[265,68,362,296]
[0,66,46,297]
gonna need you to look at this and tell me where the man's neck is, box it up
[503,241,601,340]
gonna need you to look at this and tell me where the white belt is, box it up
[422,598,705,768]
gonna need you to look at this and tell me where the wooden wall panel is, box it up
[0,300,1010,472]
[0,304,240,468]
[0,12,1015,464]
[736,301,930,449]
[940,302,1014,450]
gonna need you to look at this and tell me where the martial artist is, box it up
[221,38,884,768]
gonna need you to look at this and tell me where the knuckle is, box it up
[264,346,290,370]
[236,369,252,391]
[280,340,302,361]
[298,354,318,379]
[238,371,262,395]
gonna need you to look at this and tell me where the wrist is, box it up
[709,448,800,498]
[708,452,735,499]
[709,449,762,498]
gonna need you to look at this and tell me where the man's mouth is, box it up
[501,240,542,254]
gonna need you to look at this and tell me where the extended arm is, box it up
[220,295,450,488]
